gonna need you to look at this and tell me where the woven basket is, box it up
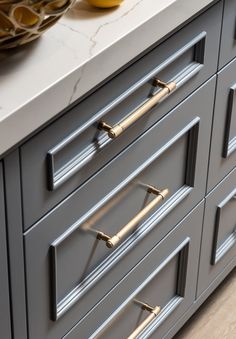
[0,0,75,49]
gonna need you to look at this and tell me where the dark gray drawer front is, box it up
[0,163,12,339]
[20,2,222,229]
[219,0,236,69]
[198,167,236,297]
[208,57,236,191]
[24,79,215,339]
[64,202,204,339]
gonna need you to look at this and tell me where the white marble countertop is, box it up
[0,0,214,156]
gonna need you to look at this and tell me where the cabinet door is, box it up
[198,167,236,297]
[0,162,11,338]
[207,57,236,191]
[218,0,236,69]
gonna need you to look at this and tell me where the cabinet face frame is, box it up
[0,162,12,339]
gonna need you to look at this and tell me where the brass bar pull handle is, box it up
[127,302,161,339]
[97,187,169,248]
[99,79,176,139]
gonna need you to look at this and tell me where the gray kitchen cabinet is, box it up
[218,0,236,69]
[208,57,236,191]
[23,78,215,339]
[25,78,215,339]
[0,163,11,339]
[1,1,236,339]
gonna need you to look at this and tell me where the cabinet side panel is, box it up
[0,162,12,338]
[4,152,27,339]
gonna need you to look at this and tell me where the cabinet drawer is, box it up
[219,0,236,69]
[20,2,222,228]
[64,202,204,339]
[208,57,236,191]
[24,79,215,339]
[198,167,236,297]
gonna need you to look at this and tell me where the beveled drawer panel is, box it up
[64,202,204,339]
[198,167,236,297]
[218,0,236,69]
[20,2,222,228]
[208,57,236,191]
[24,78,215,339]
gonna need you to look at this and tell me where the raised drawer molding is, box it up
[20,2,222,229]
[208,57,236,191]
[0,163,11,339]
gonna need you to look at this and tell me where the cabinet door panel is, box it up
[219,0,236,69]
[208,58,236,191]
[198,167,236,297]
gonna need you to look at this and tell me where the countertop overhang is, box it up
[0,0,214,156]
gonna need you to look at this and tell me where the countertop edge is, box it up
[0,0,215,157]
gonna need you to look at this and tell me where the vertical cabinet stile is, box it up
[0,162,11,339]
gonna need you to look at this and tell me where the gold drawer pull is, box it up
[99,79,176,139]
[127,300,161,339]
[97,187,169,248]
